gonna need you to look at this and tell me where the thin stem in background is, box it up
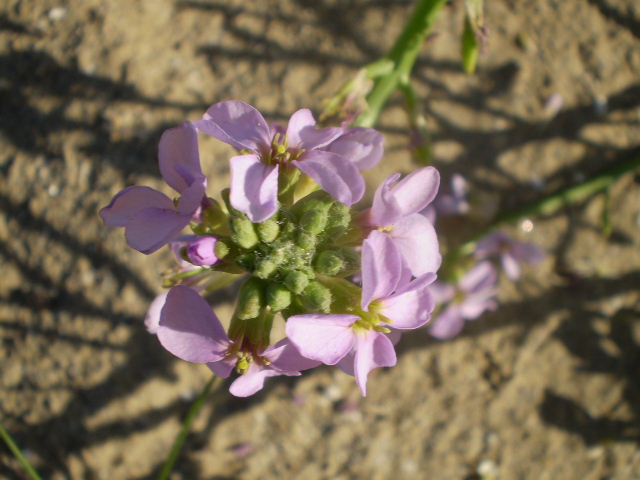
[158,375,219,480]
[0,421,44,480]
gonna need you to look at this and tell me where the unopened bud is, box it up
[300,281,332,313]
[254,259,278,279]
[237,278,266,320]
[201,200,229,232]
[230,216,260,249]
[266,282,292,312]
[299,209,329,234]
[291,190,334,218]
[296,230,316,250]
[316,246,360,277]
[186,236,222,266]
[283,270,310,294]
[257,218,280,243]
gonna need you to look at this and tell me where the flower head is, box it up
[474,231,545,280]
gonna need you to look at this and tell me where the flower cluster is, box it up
[101,101,442,397]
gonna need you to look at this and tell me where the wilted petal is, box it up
[159,122,202,193]
[100,186,175,228]
[286,314,358,365]
[286,109,343,151]
[428,305,466,340]
[326,127,384,171]
[388,213,441,276]
[380,272,437,329]
[230,154,279,222]
[354,331,396,397]
[157,285,231,363]
[391,167,440,217]
[293,151,364,206]
[196,101,271,154]
[361,230,403,310]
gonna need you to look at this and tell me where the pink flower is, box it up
[286,231,436,396]
[100,122,207,254]
[474,231,545,280]
[428,261,498,340]
[194,101,374,222]
[358,167,441,277]
[156,285,319,397]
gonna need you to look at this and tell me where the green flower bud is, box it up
[190,222,214,236]
[314,250,344,276]
[296,230,316,250]
[257,218,280,243]
[201,200,229,233]
[254,258,278,279]
[230,216,260,249]
[237,277,266,320]
[300,281,332,313]
[299,209,329,234]
[266,282,292,312]
[213,239,230,260]
[220,188,243,216]
[283,270,310,294]
[291,190,334,218]
[316,246,360,277]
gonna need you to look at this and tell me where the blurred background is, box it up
[1,0,639,478]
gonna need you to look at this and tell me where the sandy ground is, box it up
[1,0,640,478]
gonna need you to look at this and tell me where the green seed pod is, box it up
[257,218,280,243]
[300,281,332,314]
[283,270,310,294]
[314,249,345,276]
[230,216,260,249]
[237,277,266,320]
[266,282,292,312]
[299,209,329,234]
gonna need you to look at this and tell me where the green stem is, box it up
[462,152,640,252]
[355,0,448,128]
[158,375,218,480]
[0,421,44,480]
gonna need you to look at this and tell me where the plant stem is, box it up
[158,375,218,480]
[0,421,44,480]
[355,0,448,128]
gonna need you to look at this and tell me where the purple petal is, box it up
[500,252,521,280]
[474,232,508,258]
[366,173,403,226]
[428,305,466,340]
[337,350,356,376]
[100,186,175,227]
[326,127,384,171]
[510,241,545,264]
[379,273,437,329]
[451,173,468,199]
[158,122,202,193]
[229,363,300,397]
[229,155,279,222]
[169,235,198,267]
[361,230,403,310]
[176,171,207,216]
[157,285,231,363]
[428,281,457,304]
[354,331,396,397]
[145,291,169,334]
[293,151,365,206]
[265,338,322,372]
[388,213,441,276]
[196,101,271,154]
[206,357,235,379]
[286,109,343,151]
[459,294,498,320]
[126,207,192,254]
[285,314,358,365]
[390,166,440,217]
[459,261,497,295]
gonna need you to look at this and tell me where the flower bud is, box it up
[315,246,360,277]
[257,218,280,243]
[291,190,334,219]
[300,281,332,313]
[230,216,260,249]
[299,209,329,234]
[296,230,316,250]
[254,258,278,279]
[266,282,292,312]
[201,200,229,233]
[186,236,222,266]
[237,277,266,320]
[283,270,310,294]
